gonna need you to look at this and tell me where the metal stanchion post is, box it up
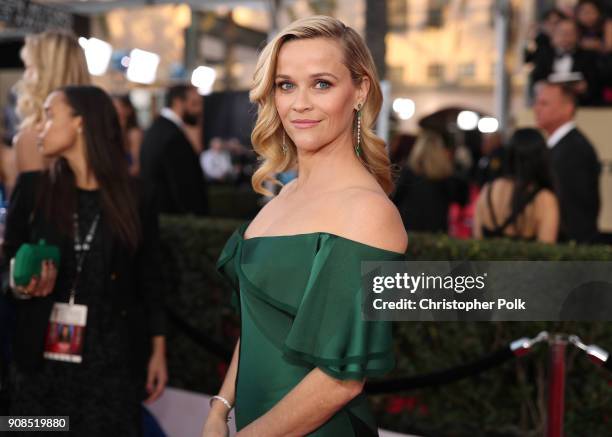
[546,334,567,437]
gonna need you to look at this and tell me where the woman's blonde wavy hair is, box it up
[409,130,453,180]
[16,29,91,129]
[249,15,394,197]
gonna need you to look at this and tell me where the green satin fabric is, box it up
[216,220,404,436]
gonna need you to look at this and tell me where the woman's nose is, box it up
[291,89,313,112]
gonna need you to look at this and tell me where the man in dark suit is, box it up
[140,84,208,215]
[524,8,566,65]
[530,18,602,106]
[534,81,601,243]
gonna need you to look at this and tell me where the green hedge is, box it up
[207,185,261,219]
[160,217,612,437]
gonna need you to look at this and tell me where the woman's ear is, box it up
[357,76,370,108]
[73,115,83,135]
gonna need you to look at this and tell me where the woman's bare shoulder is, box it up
[534,188,559,209]
[335,187,408,254]
[14,126,45,172]
[475,181,491,204]
[127,127,143,143]
[13,125,37,147]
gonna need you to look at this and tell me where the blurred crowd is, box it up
[391,2,611,247]
[392,79,602,246]
[201,136,257,186]
[0,25,607,246]
[525,0,612,106]
[0,34,257,217]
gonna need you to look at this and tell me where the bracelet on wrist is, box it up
[210,395,233,422]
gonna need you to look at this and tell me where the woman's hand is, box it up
[15,260,57,297]
[201,414,229,437]
[144,338,167,404]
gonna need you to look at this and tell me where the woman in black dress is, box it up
[392,129,468,233]
[2,85,167,436]
[473,128,559,243]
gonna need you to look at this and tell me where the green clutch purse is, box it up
[12,239,61,286]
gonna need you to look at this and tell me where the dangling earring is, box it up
[355,103,362,157]
[281,130,288,155]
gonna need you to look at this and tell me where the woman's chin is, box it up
[292,137,328,153]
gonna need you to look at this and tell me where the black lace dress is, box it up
[8,189,142,436]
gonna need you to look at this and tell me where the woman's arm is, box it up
[472,187,486,239]
[144,335,168,403]
[210,337,240,421]
[603,19,612,52]
[535,190,559,243]
[236,367,363,437]
[127,128,143,176]
[1,172,58,297]
[2,172,38,277]
[137,186,168,402]
[1,144,17,197]
[201,337,240,436]
[137,185,166,337]
[13,126,44,173]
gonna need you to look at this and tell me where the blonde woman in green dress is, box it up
[202,16,408,437]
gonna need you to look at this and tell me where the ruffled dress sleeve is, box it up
[215,227,243,316]
[281,233,405,381]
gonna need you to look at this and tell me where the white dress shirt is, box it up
[553,54,573,75]
[160,107,184,131]
[547,121,576,149]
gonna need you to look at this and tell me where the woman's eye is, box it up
[315,80,331,89]
[277,82,294,91]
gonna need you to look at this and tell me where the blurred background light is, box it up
[126,48,160,84]
[477,116,499,133]
[191,66,216,95]
[457,110,479,131]
[80,37,112,76]
[392,98,416,120]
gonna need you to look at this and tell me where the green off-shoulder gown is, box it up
[215,220,405,436]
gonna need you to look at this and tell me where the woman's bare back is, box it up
[476,177,558,241]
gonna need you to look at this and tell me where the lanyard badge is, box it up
[43,212,100,364]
